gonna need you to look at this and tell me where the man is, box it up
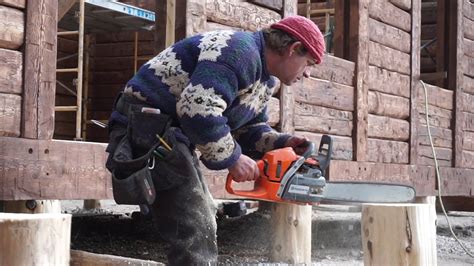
[106,15,325,265]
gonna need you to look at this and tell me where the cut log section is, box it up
[361,203,437,265]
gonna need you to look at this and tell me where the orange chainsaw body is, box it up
[226,147,300,203]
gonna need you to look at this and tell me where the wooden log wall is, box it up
[0,1,24,137]
[366,0,412,164]
[462,0,474,168]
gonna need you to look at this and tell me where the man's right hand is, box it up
[228,155,260,182]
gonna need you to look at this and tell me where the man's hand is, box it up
[285,136,310,155]
[228,155,260,183]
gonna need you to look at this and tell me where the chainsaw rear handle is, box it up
[226,160,267,197]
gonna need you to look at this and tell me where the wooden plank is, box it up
[0,93,21,137]
[368,41,411,75]
[205,0,281,31]
[310,55,355,86]
[464,0,474,20]
[295,77,354,112]
[0,0,25,8]
[247,0,282,11]
[415,166,473,196]
[0,137,111,200]
[464,131,474,151]
[464,74,474,94]
[267,96,280,126]
[296,131,353,161]
[453,0,465,168]
[418,125,453,148]
[465,37,474,58]
[0,5,24,50]
[368,17,411,53]
[70,250,163,266]
[368,114,410,141]
[165,0,176,47]
[417,82,454,110]
[418,104,453,129]
[367,138,409,164]
[368,66,410,97]
[410,0,421,166]
[351,0,370,161]
[465,111,474,132]
[418,145,452,167]
[463,55,474,77]
[294,103,353,136]
[368,91,410,119]
[462,150,474,168]
[328,160,412,184]
[281,0,297,18]
[463,16,474,40]
[0,48,22,94]
[389,0,411,11]
[22,0,57,140]
[369,0,411,32]
[185,0,206,37]
[280,84,294,134]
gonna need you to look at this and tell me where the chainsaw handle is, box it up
[226,160,267,198]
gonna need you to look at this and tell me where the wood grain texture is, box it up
[464,16,474,40]
[0,48,22,94]
[464,131,474,151]
[267,96,280,126]
[454,0,465,167]
[310,55,355,86]
[464,0,474,20]
[389,0,411,11]
[417,82,454,110]
[418,145,452,167]
[368,114,410,141]
[418,125,453,148]
[410,0,421,165]
[465,111,474,132]
[296,131,353,161]
[295,77,354,112]
[367,138,409,163]
[368,91,410,119]
[185,0,206,36]
[0,5,24,49]
[368,17,411,53]
[369,41,411,75]
[0,93,21,137]
[418,103,453,129]
[22,0,57,140]
[294,103,353,136]
[279,84,295,134]
[247,0,282,11]
[206,0,281,31]
[369,0,411,32]
[465,37,474,57]
[368,66,410,97]
[464,75,474,94]
[0,0,25,8]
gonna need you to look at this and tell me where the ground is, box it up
[64,200,474,265]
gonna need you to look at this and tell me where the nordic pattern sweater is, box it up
[111,30,291,170]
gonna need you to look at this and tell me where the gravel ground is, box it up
[63,200,474,265]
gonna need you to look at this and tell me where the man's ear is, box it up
[288,41,303,56]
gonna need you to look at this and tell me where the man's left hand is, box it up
[285,136,310,155]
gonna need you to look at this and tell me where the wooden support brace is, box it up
[0,213,71,265]
[362,203,437,265]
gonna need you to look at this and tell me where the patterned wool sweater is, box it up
[111,30,291,170]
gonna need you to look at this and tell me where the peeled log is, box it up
[0,213,71,265]
[361,204,437,265]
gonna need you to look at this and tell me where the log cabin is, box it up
[0,0,473,263]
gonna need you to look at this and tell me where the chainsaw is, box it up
[226,135,416,204]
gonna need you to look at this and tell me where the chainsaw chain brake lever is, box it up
[316,135,333,174]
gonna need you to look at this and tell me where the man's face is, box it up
[276,42,316,85]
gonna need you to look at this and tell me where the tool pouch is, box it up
[109,104,171,205]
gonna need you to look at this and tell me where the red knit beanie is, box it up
[270,15,325,64]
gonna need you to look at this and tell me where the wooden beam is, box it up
[294,103,353,136]
[295,77,354,112]
[0,5,24,50]
[410,0,421,165]
[416,82,453,110]
[351,0,370,161]
[247,0,282,12]
[368,0,411,32]
[310,54,355,86]
[368,41,411,75]
[361,204,437,265]
[0,93,21,137]
[333,0,348,59]
[389,0,411,11]
[296,131,353,161]
[369,66,410,98]
[454,0,464,168]
[368,114,410,141]
[0,213,71,265]
[369,17,411,53]
[0,48,22,94]
[185,0,206,37]
[0,0,25,9]
[22,0,57,140]
[368,91,410,119]
[165,0,175,47]
[367,138,409,163]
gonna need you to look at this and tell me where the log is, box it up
[361,204,437,266]
[368,0,411,32]
[410,0,421,166]
[465,37,474,58]
[368,66,410,98]
[0,213,71,265]
[0,93,21,137]
[418,103,453,129]
[0,0,25,9]
[465,112,474,132]
[70,250,163,266]
[185,0,206,37]
[270,203,312,265]
[418,145,452,167]
[368,114,409,141]
[464,131,474,151]
[295,77,354,112]
[417,82,454,110]
[367,138,409,164]
[389,0,411,11]
[247,0,282,12]
[309,55,355,86]
[464,1,474,20]
[462,150,474,168]
[22,0,57,140]
[206,0,281,31]
[418,125,452,148]
[368,41,411,75]
[296,131,353,161]
[368,17,411,53]
[294,103,353,136]
[463,74,474,94]
[0,5,24,49]
[0,48,22,94]
[267,96,280,126]
[205,21,243,32]
[368,91,410,119]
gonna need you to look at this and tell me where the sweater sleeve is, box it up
[233,107,291,158]
[176,61,242,170]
